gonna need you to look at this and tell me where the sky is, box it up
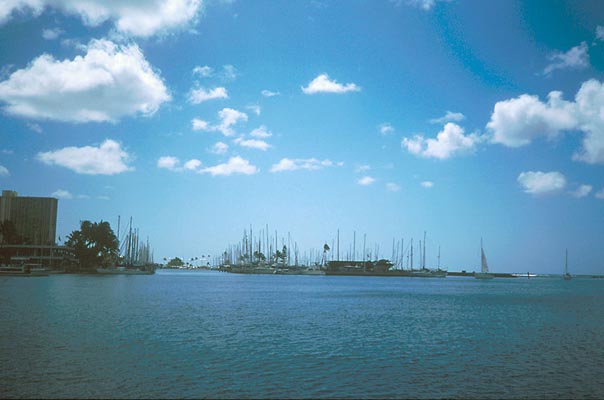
[0,0,603,274]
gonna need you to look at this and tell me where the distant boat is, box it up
[564,248,572,280]
[475,239,494,280]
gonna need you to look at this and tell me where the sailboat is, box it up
[563,248,572,280]
[475,239,494,279]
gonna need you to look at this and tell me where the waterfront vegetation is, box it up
[65,220,118,272]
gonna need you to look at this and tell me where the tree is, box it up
[0,220,30,264]
[65,220,118,270]
[165,257,184,268]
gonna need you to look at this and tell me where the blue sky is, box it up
[0,0,603,273]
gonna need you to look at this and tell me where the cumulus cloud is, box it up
[543,42,589,76]
[386,182,401,192]
[379,123,394,135]
[597,26,604,42]
[234,138,271,151]
[570,184,592,198]
[301,73,360,94]
[402,123,482,159]
[0,39,170,122]
[51,189,73,199]
[487,79,604,164]
[355,164,371,173]
[183,158,202,171]
[192,65,213,77]
[261,89,280,97]
[421,181,434,188]
[210,141,228,154]
[188,87,228,104]
[157,156,180,171]
[246,104,261,116]
[595,188,604,199]
[190,108,247,136]
[429,111,465,124]
[517,171,566,195]
[37,139,132,175]
[249,126,272,138]
[357,176,375,186]
[487,91,576,147]
[42,27,63,40]
[200,156,257,176]
[191,118,209,131]
[0,165,9,176]
[216,108,247,136]
[270,158,337,172]
[391,0,445,11]
[0,0,203,37]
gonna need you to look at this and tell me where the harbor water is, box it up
[1,270,603,398]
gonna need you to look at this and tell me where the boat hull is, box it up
[475,272,494,279]
[96,268,154,275]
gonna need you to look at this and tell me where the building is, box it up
[0,190,75,269]
[0,190,58,245]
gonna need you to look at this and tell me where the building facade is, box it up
[0,190,58,245]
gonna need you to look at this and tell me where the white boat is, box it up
[475,239,494,279]
[563,248,572,280]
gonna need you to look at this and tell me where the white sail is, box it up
[481,247,489,273]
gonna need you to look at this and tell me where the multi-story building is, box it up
[0,190,58,245]
[0,190,74,269]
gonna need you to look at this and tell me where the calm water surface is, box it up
[1,270,603,399]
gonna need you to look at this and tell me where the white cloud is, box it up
[261,89,280,97]
[210,141,228,154]
[37,139,132,175]
[488,80,604,164]
[402,123,482,159]
[249,125,272,138]
[26,122,42,133]
[301,73,360,94]
[0,165,9,176]
[1,0,204,38]
[429,111,465,124]
[183,158,202,171]
[517,171,566,195]
[595,188,604,199]
[188,87,228,104]
[0,39,170,122]
[246,104,261,116]
[270,158,336,173]
[216,108,247,136]
[544,42,589,76]
[570,184,592,198]
[157,156,180,171]
[199,156,258,176]
[379,123,394,135]
[391,0,445,11]
[487,91,577,148]
[192,65,213,77]
[42,27,63,40]
[355,164,370,173]
[191,109,247,136]
[51,189,73,199]
[386,182,401,192]
[221,64,238,81]
[421,181,433,188]
[597,26,604,42]
[234,138,271,151]
[191,118,210,131]
[357,176,375,186]
[2,149,13,155]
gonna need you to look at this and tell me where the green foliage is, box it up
[253,250,266,262]
[0,220,31,264]
[165,257,184,268]
[65,220,118,270]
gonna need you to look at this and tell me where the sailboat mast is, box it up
[423,231,426,269]
[565,248,568,274]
